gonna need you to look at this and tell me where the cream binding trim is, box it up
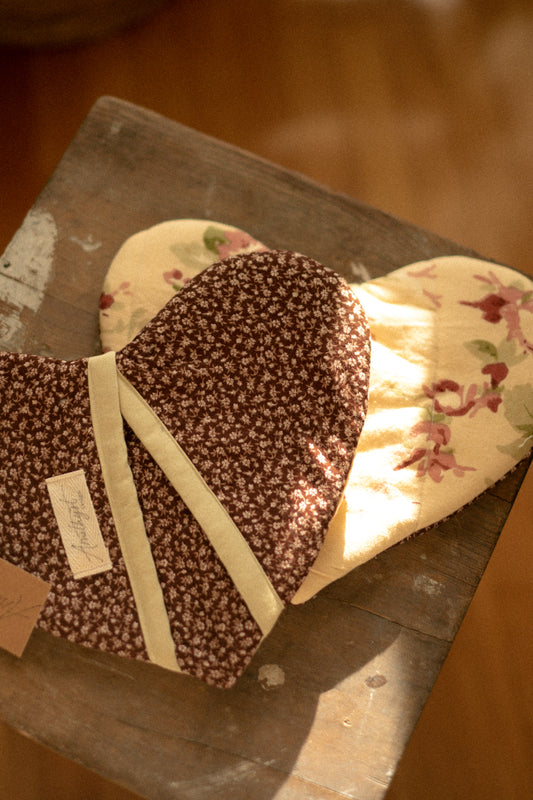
[88,351,283,664]
[116,371,284,638]
[87,353,180,672]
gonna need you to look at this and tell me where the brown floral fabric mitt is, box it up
[98,220,533,604]
[0,250,371,687]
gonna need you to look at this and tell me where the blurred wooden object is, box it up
[0,95,530,800]
[0,0,169,47]
[2,0,533,275]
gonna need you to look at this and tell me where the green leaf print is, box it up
[169,241,214,270]
[495,338,528,368]
[203,226,229,255]
[464,337,528,368]
[464,339,498,362]
[497,384,533,459]
[127,308,151,338]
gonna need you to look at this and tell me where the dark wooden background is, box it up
[0,2,532,799]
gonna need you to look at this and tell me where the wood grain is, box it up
[0,95,530,800]
[1,2,532,798]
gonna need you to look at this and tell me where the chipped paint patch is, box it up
[169,759,261,792]
[413,574,444,597]
[0,208,57,350]
[70,234,102,253]
[349,261,372,283]
[258,663,285,690]
[2,209,57,291]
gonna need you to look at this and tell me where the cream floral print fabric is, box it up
[295,255,533,600]
[99,221,533,603]
[100,219,267,352]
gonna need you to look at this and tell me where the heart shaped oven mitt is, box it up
[294,254,533,601]
[97,226,533,603]
[0,250,370,687]
[99,219,267,352]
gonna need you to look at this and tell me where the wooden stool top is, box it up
[0,96,529,800]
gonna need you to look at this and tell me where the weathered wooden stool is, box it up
[0,96,530,800]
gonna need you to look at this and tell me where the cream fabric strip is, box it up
[116,370,285,637]
[87,352,180,672]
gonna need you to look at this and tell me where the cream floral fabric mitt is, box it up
[100,220,533,603]
[100,219,267,352]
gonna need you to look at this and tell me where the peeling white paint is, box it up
[413,574,443,597]
[70,233,102,253]
[168,759,260,792]
[110,121,123,136]
[349,261,372,283]
[2,208,57,291]
[0,208,57,350]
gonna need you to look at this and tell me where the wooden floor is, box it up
[0,1,532,798]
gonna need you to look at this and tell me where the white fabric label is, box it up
[45,469,112,579]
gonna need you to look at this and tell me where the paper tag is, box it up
[45,469,112,579]
[0,559,50,657]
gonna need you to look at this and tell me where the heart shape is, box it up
[99,221,533,605]
[295,254,533,599]
[0,250,370,687]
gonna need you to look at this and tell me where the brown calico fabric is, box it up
[0,356,148,658]
[0,250,370,687]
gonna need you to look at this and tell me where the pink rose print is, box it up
[203,226,267,261]
[423,371,505,417]
[164,268,183,284]
[466,293,506,323]
[461,272,533,353]
[99,281,132,313]
[99,292,114,310]
[216,231,264,260]
[481,361,509,387]
[395,356,508,482]
[407,262,438,279]
[422,288,442,308]
[164,268,191,292]
[394,421,475,482]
